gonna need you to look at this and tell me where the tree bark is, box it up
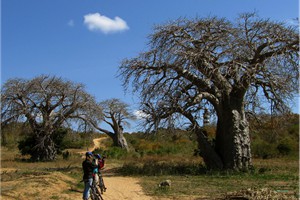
[111,126,129,151]
[195,94,252,171]
[194,127,223,170]
[215,98,252,170]
[112,131,129,151]
[32,134,57,161]
[101,126,129,151]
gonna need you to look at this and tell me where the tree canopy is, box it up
[1,75,101,160]
[120,13,298,118]
[118,13,299,170]
[85,98,136,150]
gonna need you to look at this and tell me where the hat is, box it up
[85,151,93,157]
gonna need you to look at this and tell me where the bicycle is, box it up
[98,171,107,194]
[90,177,104,200]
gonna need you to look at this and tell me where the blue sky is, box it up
[2,0,299,132]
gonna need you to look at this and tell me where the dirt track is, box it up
[89,137,154,199]
[1,171,155,200]
[102,176,153,200]
[0,137,157,200]
[77,137,156,199]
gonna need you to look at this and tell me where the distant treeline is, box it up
[1,113,299,160]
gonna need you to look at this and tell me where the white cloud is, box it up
[83,13,129,34]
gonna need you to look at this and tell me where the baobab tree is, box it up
[118,13,299,170]
[85,98,136,151]
[1,75,101,161]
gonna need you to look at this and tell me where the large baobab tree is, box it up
[118,13,299,170]
[1,75,101,161]
[85,98,136,151]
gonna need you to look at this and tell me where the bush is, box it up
[251,139,278,159]
[126,130,197,158]
[60,133,86,149]
[249,114,299,159]
[18,134,36,156]
[119,159,206,176]
[277,143,291,155]
[52,128,68,154]
[277,138,295,156]
[93,146,128,159]
[17,128,68,160]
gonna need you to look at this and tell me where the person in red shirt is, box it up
[94,154,107,194]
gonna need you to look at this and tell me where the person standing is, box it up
[82,151,98,200]
[95,154,107,194]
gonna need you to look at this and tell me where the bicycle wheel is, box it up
[90,188,99,200]
[98,173,107,193]
[89,182,98,200]
[91,182,104,200]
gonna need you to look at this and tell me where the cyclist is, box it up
[95,154,105,169]
[94,154,107,194]
[82,152,98,200]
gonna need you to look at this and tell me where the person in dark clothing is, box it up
[82,151,98,200]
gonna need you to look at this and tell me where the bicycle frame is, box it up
[90,178,104,200]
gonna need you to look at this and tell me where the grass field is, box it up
[2,146,298,200]
[1,119,299,200]
[137,158,299,199]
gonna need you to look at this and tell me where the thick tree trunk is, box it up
[32,133,57,161]
[215,100,252,170]
[195,127,223,169]
[108,126,129,151]
[96,125,129,151]
[196,96,252,171]
[112,133,129,151]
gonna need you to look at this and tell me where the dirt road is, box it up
[89,137,154,200]
[0,137,157,200]
[78,138,104,155]
[101,176,153,200]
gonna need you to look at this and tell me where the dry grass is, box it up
[1,146,299,200]
[1,147,83,200]
[1,170,80,200]
[138,158,299,199]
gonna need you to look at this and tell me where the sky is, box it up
[1,0,299,132]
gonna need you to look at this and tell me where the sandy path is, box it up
[78,137,107,156]
[0,138,159,200]
[91,137,106,151]
[101,176,153,200]
[83,136,156,200]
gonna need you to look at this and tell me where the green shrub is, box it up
[119,159,206,176]
[60,135,86,149]
[93,146,128,159]
[18,134,36,156]
[52,128,68,154]
[17,128,68,160]
[277,138,295,156]
[251,139,278,159]
[277,143,291,155]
